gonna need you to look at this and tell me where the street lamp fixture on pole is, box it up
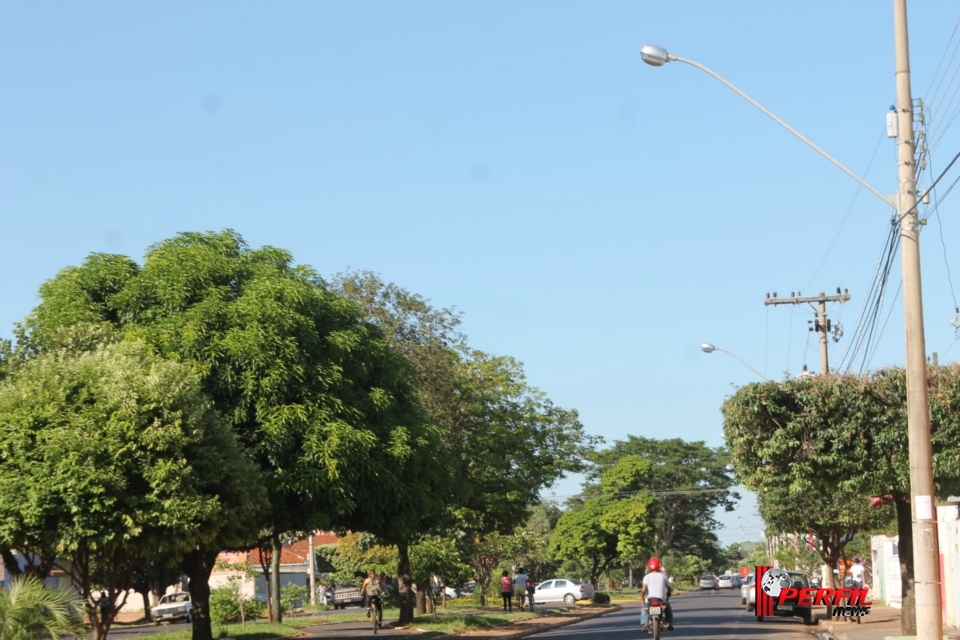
[645,3,941,634]
[700,342,770,382]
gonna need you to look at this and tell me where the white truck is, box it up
[151,592,193,624]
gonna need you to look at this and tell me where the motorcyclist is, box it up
[640,557,674,632]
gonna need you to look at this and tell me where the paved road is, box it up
[533,591,819,640]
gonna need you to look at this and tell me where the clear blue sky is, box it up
[4,1,960,547]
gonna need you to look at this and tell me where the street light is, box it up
[645,4,942,635]
[700,342,769,382]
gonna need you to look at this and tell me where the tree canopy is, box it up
[21,231,447,630]
[721,368,960,634]
[0,340,264,640]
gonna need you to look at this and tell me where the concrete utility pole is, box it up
[764,290,850,374]
[894,1,941,636]
[308,533,317,605]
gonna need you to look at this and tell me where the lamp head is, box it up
[640,44,672,67]
[701,342,717,353]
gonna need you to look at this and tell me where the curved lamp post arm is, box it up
[664,52,895,209]
[701,342,770,381]
[714,347,771,382]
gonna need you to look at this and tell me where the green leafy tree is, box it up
[721,367,960,634]
[458,531,526,606]
[22,232,446,634]
[332,271,594,621]
[0,341,264,640]
[757,484,893,595]
[410,536,471,612]
[550,457,656,586]
[0,575,84,640]
[661,553,711,586]
[590,437,737,564]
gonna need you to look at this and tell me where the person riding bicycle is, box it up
[640,557,674,632]
[361,571,384,624]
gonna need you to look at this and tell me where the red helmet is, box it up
[648,557,662,571]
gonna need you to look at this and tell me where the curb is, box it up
[426,605,622,640]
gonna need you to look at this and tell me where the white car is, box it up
[740,574,755,604]
[717,575,735,589]
[534,579,594,605]
[151,592,192,623]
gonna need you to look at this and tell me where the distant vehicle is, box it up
[332,584,364,609]
[717,575,735,589]
[731,576,742,588]
[740,574,755,604]
[459,581,477,596]
[151,592,192,624]
[533,579,594,604]
[746,571,814,625]
[699,575,719,592]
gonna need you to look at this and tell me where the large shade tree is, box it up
[550,455,656,586]
[332,271,594,620]
[0,340,265,640]
[22,232,445,633]
[722,367,960,635]
[590,437,737,566]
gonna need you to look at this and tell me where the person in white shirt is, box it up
[850,557,865,586]
[513,568,529,612]
[640,557,673,631]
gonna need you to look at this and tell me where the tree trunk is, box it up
[270,532,283,623]
[895,495,916,636]
[0,549,21,576]
[440,577,447,610]
[182,549,219,640]
[396,541,415,625]
[415,582,427,616]
[137,582,153,622]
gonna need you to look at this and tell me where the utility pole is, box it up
[894,1,941,636]
[308,533,317,605]
[764,289,850,373]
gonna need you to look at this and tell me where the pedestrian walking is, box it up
[500,570,513,612]
[525,578,536,612]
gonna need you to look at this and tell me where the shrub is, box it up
[591,591,611,604]
[209,585,265,623]
[281,583,307,612]
[209,587,240,623]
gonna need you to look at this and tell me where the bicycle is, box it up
[367,594,383,634]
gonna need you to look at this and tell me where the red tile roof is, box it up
[218,532,339,568]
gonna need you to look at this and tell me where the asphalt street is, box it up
[534,591,819,640]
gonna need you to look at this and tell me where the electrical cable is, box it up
[863,280,902,371]
[924,17,960,111]
[803,129,886,291]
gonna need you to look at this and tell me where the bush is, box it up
[281,583,306,612]
[591,591,611,604]
[209,585,265,623]
[210,587,240,623]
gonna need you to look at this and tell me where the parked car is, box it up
[332,584,364,609]
[746,572,814,625]
[717,575,735,589]
[740,573,755,604]
[731,576,742,588]
[698,574,719,591]
[151,592,192,624]
[533,579,594,605]
[459,581,477,596]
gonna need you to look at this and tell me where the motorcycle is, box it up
[644,597,670,639]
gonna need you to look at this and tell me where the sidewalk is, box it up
[818,605,960,640]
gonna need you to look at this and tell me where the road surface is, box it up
[533,590,818,640]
